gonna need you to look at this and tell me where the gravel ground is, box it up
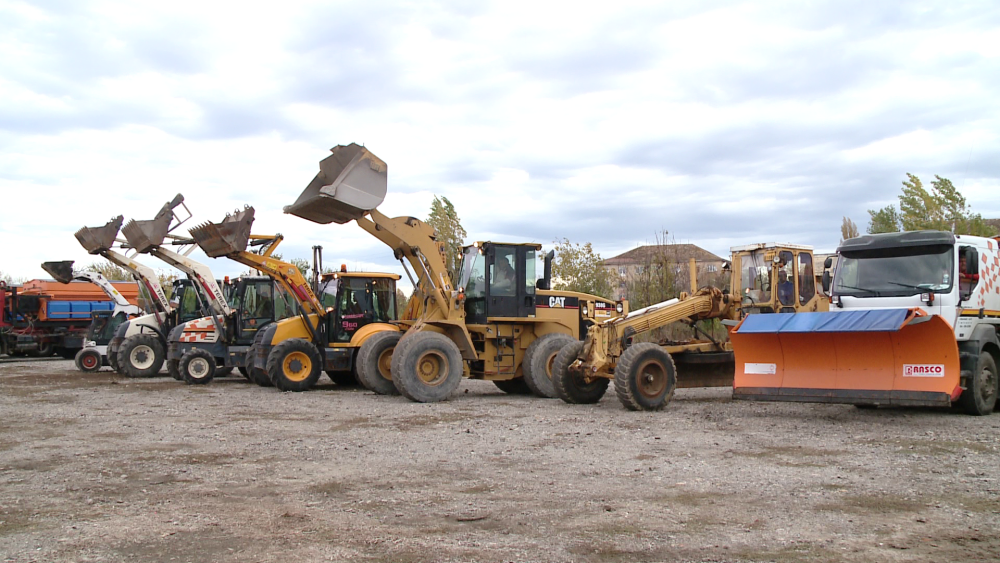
[1,358,999,563]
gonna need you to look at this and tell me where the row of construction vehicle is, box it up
[29,142,998,418]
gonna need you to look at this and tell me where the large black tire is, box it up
[181,348,216,385]
[31,342,55,358]
[108,346,120,373]
[266,339,322,392]
[238,366,250,379]
[74,348,102,373]
[245,346,272,387]
[391,331,463,403]
[356,332,402,395]
[493,377,533,395]
[116,334,165,378]
[614,343,676,411]
[552,341,610,404]
[959,351,998,416]
[168,358,182,380]
[523,333,576,398]
[215,366,234,377]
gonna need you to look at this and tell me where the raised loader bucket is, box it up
[283,143,387,224]
[41,261,76,284]
[122,194,184,253]
[731,308,960,407]
[190,207,256,258]
[75,216,125,254]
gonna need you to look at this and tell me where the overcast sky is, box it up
[2,0,998,291]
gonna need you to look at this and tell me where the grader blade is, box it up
[75,216,125,254]
[41,261,76,284]
[122,194,184,253]
[189,207,256,258]
[284,143,387,224]
[731,308,960,407]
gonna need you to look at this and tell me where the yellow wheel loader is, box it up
[282,143,627,402]
[731,231,1000,415]
[188,206,401,392]
[551,243,828,410]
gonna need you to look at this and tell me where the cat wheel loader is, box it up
[282,143,627,402]
[188,206,401,391]
[551,243,828,410]
[73,216,202,375]
[40,260,144,372]
[731,231,1000,416]
[118,195,236,380]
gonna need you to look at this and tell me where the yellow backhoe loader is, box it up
[189,206,401,391]
[282,143,627,402]
[552,243,828,410]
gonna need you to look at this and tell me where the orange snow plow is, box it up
[731,308,961,407]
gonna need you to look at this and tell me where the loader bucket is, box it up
[283,143,387,224]
[122,194,185,253]
[731,308,960,407]
[75,216,124,254]
[189,207,256,258]
[41,261,76,284]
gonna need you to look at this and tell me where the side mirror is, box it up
[965,248,979,276]
[823,256,833,269]
[821,271,831,295]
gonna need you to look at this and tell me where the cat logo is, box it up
[548,296,566,308]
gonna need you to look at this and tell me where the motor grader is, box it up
[188,206,401,391]
[551,243,828,410]
[281,143,627,402]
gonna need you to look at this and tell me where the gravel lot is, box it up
[1,358,999,563]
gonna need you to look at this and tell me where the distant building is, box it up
[602,244,727,301]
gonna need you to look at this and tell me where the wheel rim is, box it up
[189,357,211,379]
[129,345,155,370]
[415,350,448,386]
[981,363,998,403]
[81,353,99,369]
[636,359,667,399]
[282,351,312,382]
[544,352,558,381]
[376,349,393,382]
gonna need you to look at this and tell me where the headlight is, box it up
[615,302,624,314]
[581,304,589,316]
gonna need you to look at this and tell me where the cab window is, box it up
[798,253,815,304]
[490,249,517,297]
[371,278,396,322]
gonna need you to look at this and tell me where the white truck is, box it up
[731,230,1000,415]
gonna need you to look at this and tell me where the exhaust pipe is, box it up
[122,194,185,253]
[284,143,387,225]
[190,207,256,258]
[75,216,125,254]
[41,261,76,284]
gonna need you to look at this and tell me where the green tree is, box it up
[866,174,997,237]
[426,195,467,280]
[396,288,411,319]
[550,238,614,298]
[289,258,312,277]
[86,260,132,281]
[840,217,860,242]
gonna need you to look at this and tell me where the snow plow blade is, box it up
[41,261,76,284]
[122,194,184,253]
[75,216,124,254]
[731,308,959,407]
[283,143,387,225]
[189,207,256,258]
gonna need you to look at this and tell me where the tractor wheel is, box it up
[523,333,575,398]
[328,370,358,386]
[552,341,609,404]
[31,342,55,358]
[356,332,402,395]
[181,348,216,385]
[493,377,533,395]
[116,335,164,378]
[391,332,463,403]
[959,352,998,416]
[614,343,676,411]
[266,339,322,392]
[108,347,120,373]
[74,348,102,373]
[245,346,272,387]
[215,366,234,377]
[168,359,182,380]
[238,366,249,379]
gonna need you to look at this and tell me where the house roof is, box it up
[602,244,725,266]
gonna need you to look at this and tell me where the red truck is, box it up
[0,278,141,358]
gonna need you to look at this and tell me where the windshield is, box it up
[740,250,771,303]
[833,244,953,297]
[458,247,486,298]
